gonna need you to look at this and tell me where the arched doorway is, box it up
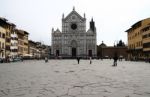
[88,50,92,57]
[56,50,59,56]
[72,48,76,57]
[71,40,77,57]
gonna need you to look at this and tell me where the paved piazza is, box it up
[0,59,150,97]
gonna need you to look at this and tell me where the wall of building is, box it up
[101,47,127,59]
[10,30,18,58]
[126,18,150,60]
[0,26,6,58]
[142,25,150,59]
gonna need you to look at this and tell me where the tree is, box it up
[117,40,125,47]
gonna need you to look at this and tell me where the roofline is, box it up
[6,22,16,27]
[15,29,29,35]
[125,28,132,32]
[29,40,37,45]
[63,9,85,21]
[102,46,127,48]
[125,17,150,32]
[0,17,8,21]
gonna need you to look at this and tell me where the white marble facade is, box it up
[51,8,97,58]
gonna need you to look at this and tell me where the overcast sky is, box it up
[0,0,150,46]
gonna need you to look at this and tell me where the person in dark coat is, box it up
[113,53,118,66]
[77,57,80,64]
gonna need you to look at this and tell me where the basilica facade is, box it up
[51,8,97,58]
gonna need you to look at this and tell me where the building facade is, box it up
[101,47,127,59]
[10,29,18,58]
[126,18,150,60]
[16,29,29,57]
[0,18,6,59]
[141,24,150,59]
[0,17,43,61]
[0,17,15,59]
[51,8,97,58]
[97,41,127,59]
[28,40,42,59]
[5,22,15,58]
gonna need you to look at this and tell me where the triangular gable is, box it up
[54,28,61,33]
[64,10,85,21]
[87,29,93,33]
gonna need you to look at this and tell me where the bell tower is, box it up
[90,18,96,32]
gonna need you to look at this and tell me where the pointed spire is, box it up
[73,6,75,11]
[52,28,54,33]
[84,13,86,18]
[91,17,93,21]
[90,17,95,32]
[62,13,64,19]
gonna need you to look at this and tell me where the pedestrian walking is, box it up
[90,57,92,64]
[113,53,118,66]
[77,57,80,64]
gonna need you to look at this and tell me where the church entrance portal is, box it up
[71,40,77,58]
[72,48,76,57]
[88,50,92,57]
[56,50,59,56]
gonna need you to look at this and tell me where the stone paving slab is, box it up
[0,59,150,97]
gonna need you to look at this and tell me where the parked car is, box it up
[13,57,23,62]
[9,57,23,62]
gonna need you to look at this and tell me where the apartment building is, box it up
[141,24,150,58]
[29,40,40,58]
[10,29,19,58]
[0,17,16,59]
[0,18,6,59]
[16,29,29,57]
[126,18,150,60]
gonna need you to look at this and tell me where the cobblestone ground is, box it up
[0,59,150,97]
